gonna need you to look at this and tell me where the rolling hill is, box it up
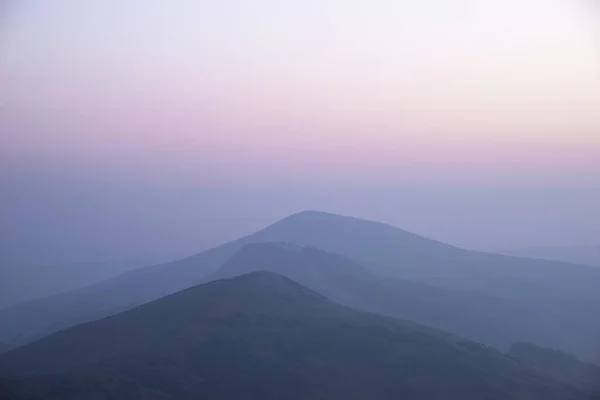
[503,245,600,268]
[2,211,599,361]
[208,243,600,357]
[509,342,600,392]
[0,260,145,310]
[0,272,587,400]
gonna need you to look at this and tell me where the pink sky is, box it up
[1,2,600,260]
[1,0,599,184]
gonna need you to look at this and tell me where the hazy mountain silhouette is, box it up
[208,243,600,357]
[0,273,586,400]
[0,260,146,310]
[2,211,600,360]
[509,342,600,392]
[503,245,600,268]
[254,213,600,306]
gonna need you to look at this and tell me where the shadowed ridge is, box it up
[0,270,332,378]
[509,342,600,391]
[209,270,329,303]
[0,272,587,400]
[214,242,369,281]
[208,242,600,360]
[3,210,600,362]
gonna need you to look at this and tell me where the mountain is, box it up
[247,212,600,303]
[208,243,600,357]
[0,260,146,310]
[509,342,600,392]
[2,211,600,358]
[503,245,600,268]
[0,272,586,400]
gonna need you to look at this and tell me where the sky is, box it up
[1,1,599,263]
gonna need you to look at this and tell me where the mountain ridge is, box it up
[2,211,600,361]
[502,245,600,268]
[0,272,587,400]
[207,242,600,358]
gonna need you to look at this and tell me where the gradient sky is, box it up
[1,1,599,262]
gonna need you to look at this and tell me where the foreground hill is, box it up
[2,211,600,359]
[209,243,600,357]
[509,342,600,392]
[0,273,586,400]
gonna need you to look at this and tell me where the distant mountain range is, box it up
[209,243,600,356]
[0,272,589,400]
[1,211,599,363]
[0,260,146,310]
[502,245,600,268]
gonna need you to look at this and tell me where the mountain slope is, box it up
[0,260,145,310]
[251,212,600,302]
[0,272,586,400]
[0,247,240,349]
[503,245,600,268]
[2,211,600,356]
[209,243,600,357]
[509,342,600,391]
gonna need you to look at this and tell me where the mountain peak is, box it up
[214,270,327,302]
[212,242,370,283]
[0,271,330,377]
[282,210,361,223]
[1,269,586,400]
